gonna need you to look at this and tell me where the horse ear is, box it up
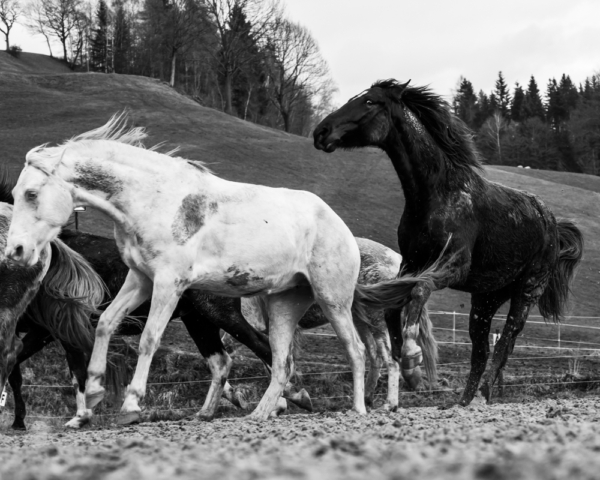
[390,79,411,102]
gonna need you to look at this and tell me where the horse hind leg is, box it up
[63,341,93,429]
[354,320,380,408]
[320,300,367,415]
[370,315,400,412]
[247,287,314,421]
[479,282,542,402]
[178,308,234,420]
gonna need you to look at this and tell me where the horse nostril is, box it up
[14,245,23,259]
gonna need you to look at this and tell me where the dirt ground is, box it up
[1,397,600,480]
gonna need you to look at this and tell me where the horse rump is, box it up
[538,219,584,323]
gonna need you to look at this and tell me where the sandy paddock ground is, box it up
[1,397,600,480]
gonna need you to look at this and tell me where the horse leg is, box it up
[384,308,403,363]
[62,341,92,429]
[247,288,313,421]
[8,329,54,430]
[320,301,367,415]
[118,279,182,425]
[459,291,509,407]
[355,321,379,408]
[479,283,542,402]
[178,308,233,420]
[371,315,400,411]
[86,269,152,410]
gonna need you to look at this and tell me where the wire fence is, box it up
[4,311,600,422]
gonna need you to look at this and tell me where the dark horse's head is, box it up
[314,79,412,152]
[314,80,481,177]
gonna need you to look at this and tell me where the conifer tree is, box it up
[523,76,545,120]
[90,0,111,72]
[453,77,477,128]
[494,71,511,117]
[511,82,525,122]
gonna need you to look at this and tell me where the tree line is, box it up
[453,71,600,174]
[1,0,337,136]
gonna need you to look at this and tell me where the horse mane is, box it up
[372,79,483,175]
[0,166,14,205]
[26,112,210,173]
[26,238,109,352]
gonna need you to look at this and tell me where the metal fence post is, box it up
[453,311,456,344]
[558,324,561,349]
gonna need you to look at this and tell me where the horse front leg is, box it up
[118,278,182,425]
[86,269,151,409]
[458,291,508,407]
[8,328,54,430]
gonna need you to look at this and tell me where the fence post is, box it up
[453,311,456,344]
[558,324,561,350]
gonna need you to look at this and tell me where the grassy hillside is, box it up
[1,69,600,321]
[0,51,71,74]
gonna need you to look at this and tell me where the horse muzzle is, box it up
[5,240,38,267]
[313,125,340,153]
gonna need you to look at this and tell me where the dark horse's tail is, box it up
[537,219,584,323]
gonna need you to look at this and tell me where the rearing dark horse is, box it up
[313,79,584,406]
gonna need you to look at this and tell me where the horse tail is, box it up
[415,305,438,386]
[537,219,584,323]
[0,166,14,204]
[104,338,132,403]
[28,238,109,352]
[353,247,449,312]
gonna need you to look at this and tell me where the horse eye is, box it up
[25,191,38,201]
[366,100,374,106]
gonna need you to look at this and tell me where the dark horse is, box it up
[313,79,584,406]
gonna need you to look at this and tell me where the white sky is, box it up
[10,0,600,105]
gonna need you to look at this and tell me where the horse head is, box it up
[313,79,411,152]
[6,156,74,268]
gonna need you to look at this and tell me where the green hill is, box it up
[1,67,599,320]
[0,51,71,74]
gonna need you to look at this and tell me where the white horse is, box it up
[241,237,438,411]
[5,115,372,424]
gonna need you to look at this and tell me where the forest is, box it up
[1,0,337,137]
[1,0,599,173]
[453,72,600,174]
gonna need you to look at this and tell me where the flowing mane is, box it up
[24,113,208,174]
[372,79,483,175]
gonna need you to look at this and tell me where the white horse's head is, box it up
[6,159,73,267]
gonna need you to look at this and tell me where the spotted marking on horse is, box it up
[171,194,207,245]
[74,162,123,198]
[225,266,262,287]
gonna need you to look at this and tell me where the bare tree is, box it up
[25,0,55,56]
[144,0,210,87]
[480,111,507,163]
[0,0,21,50]
[25,0,87,68]
[264,17,332,132]
[205,0,279,114]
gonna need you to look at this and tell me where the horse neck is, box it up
[383,128,437,216]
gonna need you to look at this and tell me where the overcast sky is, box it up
[10,0,600,105]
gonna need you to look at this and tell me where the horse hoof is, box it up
[118,411,141,425]
[64,416,91,429]
[285,389,313,412]
[401,352,423,371]
[195,411,214,422]
[11,422,26,431]
[402,366,423,390]
[232,390,249,410]
[85,388,105,409]
[377,403,398,413]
